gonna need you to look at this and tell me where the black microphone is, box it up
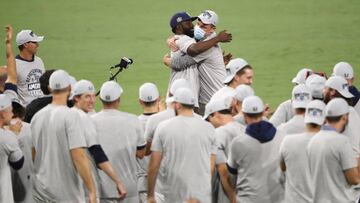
[112,57,133,69]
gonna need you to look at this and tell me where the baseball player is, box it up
[332,61,360,115]
[305,74,326,100]
[323,76,360,152]
[232,84,255,124]
[204,97,244,203]
[0,94,24,203]
[270,68,313,127]
[227,95,285,203]
[15,29,45,106]
[279,100,326,203]
[144,78,190,155]
[277,84,312,135]
[148,87,217,203]
[71,80,127,201]
[211,58,253,101]
[307,98,360,202]
[138,83,160,131]
[31,70,96,203]
[91,81,146,203]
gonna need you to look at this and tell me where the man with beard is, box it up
[323,76,360,153]
[164,11,232,114]
[307,98,360,202]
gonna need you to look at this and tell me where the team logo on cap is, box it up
[253,106,258,112]
[29,31,34,37]
[177,17,183,23]
[201,11,212,19]
[105,95,111,101]
[308,108,323,117]
[147,96,153,101]
[88,86,94,91]
[55,83,61,89]
[294,93,310,101]
[342,83,348,90]
[344,73,349,78]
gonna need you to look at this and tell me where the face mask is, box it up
[194,25,206,41]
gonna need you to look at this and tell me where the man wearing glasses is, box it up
[15,29,45,106]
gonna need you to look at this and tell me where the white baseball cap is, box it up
[203,97,232,120]
[139,83,159,102]
[0,94,12,111]
[291,84,312,109]
[333,62,354,80]
[16,30,44,46]
[70,80,95,100]
[49,70,71,90]
[242,95,264,114]
[292,68,312,84]
[198,10,218,26]
[100,81,123,102]
[166,78,190,103]
[305,100,326,125]
[173,87,196,105]
[305,74,326,99]
[234,84,254,101]
[325,98,349,117]
[325,76,354,98]
[223,58,249,84]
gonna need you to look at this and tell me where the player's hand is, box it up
[217,30,232,43]
[116,181,127,200]
[166,36,179,52]
[223,52,233,65]
[147,196,156,203]
[163,53,171,68]
[9,119,22,135]
[5,25,13,44]
[263,104,271,118]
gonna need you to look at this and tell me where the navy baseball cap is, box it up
[170,12,197,30]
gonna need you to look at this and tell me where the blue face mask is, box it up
[194,25,206,41]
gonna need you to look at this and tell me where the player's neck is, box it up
[221,116,234,125]
[19,51,34,61]
[306,125,321,133]
[143,106,158,114]
[52,94,68,106]
[177,109,193,117]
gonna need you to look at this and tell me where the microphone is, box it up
[112,57,133,69]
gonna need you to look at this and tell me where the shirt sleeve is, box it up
[135,117,146,149]
[209,127,217,155]
[84,117,99,147]
[144,117,155,142]
[150,123,164,153]
[279,136,288,161]
[176,35,196,54]
[216,148,227,164]
[4,133,24,162]
[66,110,87,150]
[227,138,240,170]
[340,138,358,170]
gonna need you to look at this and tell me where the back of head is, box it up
[291,84,312,110]
[49,69,71,94]
[173,87,195,108]
[333,62,354,80]
[325,98,349,123]
[242,95,264,119]
[305,74,326,99]
[292,68,312,84]
[305,100,326,126]
[100,81,123,106]
[139,82,159,103]
[40,69,56,95]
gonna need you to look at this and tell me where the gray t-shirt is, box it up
[277,115,306,135]
[0,128,23,203]
[138,114,153,132]
[144,108,175,142]
[280,132,314,203]
[227,128,285,203]
[170,35,200,107]
[31,104,87,202]
[270,99,294,127]
[11,122,34,203]
[343,107,360,152]
[151,115,217,203]
[307,129,357,202]
[91,109,145,199]
[15,55,45,106]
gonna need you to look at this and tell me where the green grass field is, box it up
[1,0,359,114]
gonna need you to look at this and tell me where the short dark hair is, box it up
[218,109,232,115]
[142,100,157,107]
[12,102,26,120]
[326,115,342,123]
[18,45,25,51]
[180,103,194,109]
[40,69,56,95]
[100,98,119,107]
[295,108,306,114]
[306,123,321,128]
[244,112,263,119]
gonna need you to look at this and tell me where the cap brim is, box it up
[223,75,235,84]
[32,36,44,42]
[166,96,175,103]
[202,113,210,120]
[339,90,354,98]
[291,77,298,84]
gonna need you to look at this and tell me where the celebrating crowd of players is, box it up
[1,9,360,203]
